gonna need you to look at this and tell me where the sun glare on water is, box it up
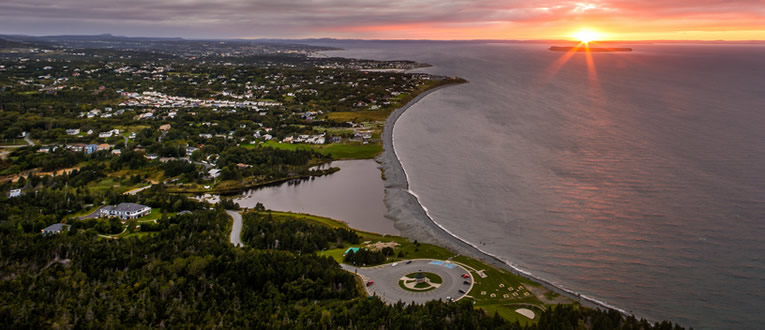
[573,29,602,43]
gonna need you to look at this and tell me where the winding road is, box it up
[226,210,244,247]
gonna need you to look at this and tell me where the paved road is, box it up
[226,210,244,247]
[342,259,472,305]
[24,136,34,146]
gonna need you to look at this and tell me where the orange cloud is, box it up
[0,0,763,40]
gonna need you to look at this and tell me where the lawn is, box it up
[312,127,354,135]
[325,110,392,123]
[87,177,147,194]
[423,272,443,284]
[319,143,382,159]
[136,207,175,222]
[0,139,28,146]
[251,141,382,159]
[478,303,542,326]
[88,177,119,193]
[120,231,159,239]
[115,124,150,134]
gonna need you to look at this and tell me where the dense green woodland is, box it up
[242,211,360,253]
[0,206,687,329]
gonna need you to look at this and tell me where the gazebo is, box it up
[415,271,426,284]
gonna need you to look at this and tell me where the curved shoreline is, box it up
[377,82,627,315]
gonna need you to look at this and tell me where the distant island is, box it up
[549,46,633,52]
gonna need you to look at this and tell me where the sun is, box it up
[573,29,601,43]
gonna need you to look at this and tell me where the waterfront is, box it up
[320,42,765,329]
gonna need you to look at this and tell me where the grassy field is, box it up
[0,139,28,146]
[319,143,382,159]
[312,127,354,135]
[120,231,159,239]
[249,140,383,159]
[136,208,175,222]
[87,177,147,194]
[325,110,392,123]
[115,124,150,135]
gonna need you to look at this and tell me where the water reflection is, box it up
[204,159,398,235]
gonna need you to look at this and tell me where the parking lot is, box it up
[341,259,473,304]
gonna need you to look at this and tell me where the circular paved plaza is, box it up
[342,259,473,304]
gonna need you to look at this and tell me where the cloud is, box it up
[0,0,763,39]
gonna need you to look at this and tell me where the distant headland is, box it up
[549,46,633,52]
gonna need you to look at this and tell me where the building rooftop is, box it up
[42,223,70,233]
[345,247,360,254]
[103,203,149,213]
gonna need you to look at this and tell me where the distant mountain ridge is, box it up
[0,38,39,49]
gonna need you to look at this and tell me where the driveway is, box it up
[226,210,244,247]
[80,207,103,219]
[341,259,472,305]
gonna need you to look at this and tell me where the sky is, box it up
[1,0,764,40]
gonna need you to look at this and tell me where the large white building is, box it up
[99,203,151,220]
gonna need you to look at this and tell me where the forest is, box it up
[0,205,687,329]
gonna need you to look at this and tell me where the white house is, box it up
[99,203,151,220]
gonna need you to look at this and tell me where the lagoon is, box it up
[206,159,398,235]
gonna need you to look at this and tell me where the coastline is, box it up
[377,81,626,315]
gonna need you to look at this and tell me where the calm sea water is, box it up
[320,42,765,329]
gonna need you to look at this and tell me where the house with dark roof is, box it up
[99,203,151,220]
[42,223,70,236]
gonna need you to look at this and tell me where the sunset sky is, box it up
[1,0,764,40]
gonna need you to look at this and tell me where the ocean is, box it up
[318,42,765,329]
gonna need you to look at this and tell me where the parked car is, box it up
[463,281,471,285]
[461,274,471,278]
[458,289,466,294]
[406,260,413,264]
[366,281,374,286]
[392,263,398,267]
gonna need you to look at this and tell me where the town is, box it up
[0,35,460,233]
